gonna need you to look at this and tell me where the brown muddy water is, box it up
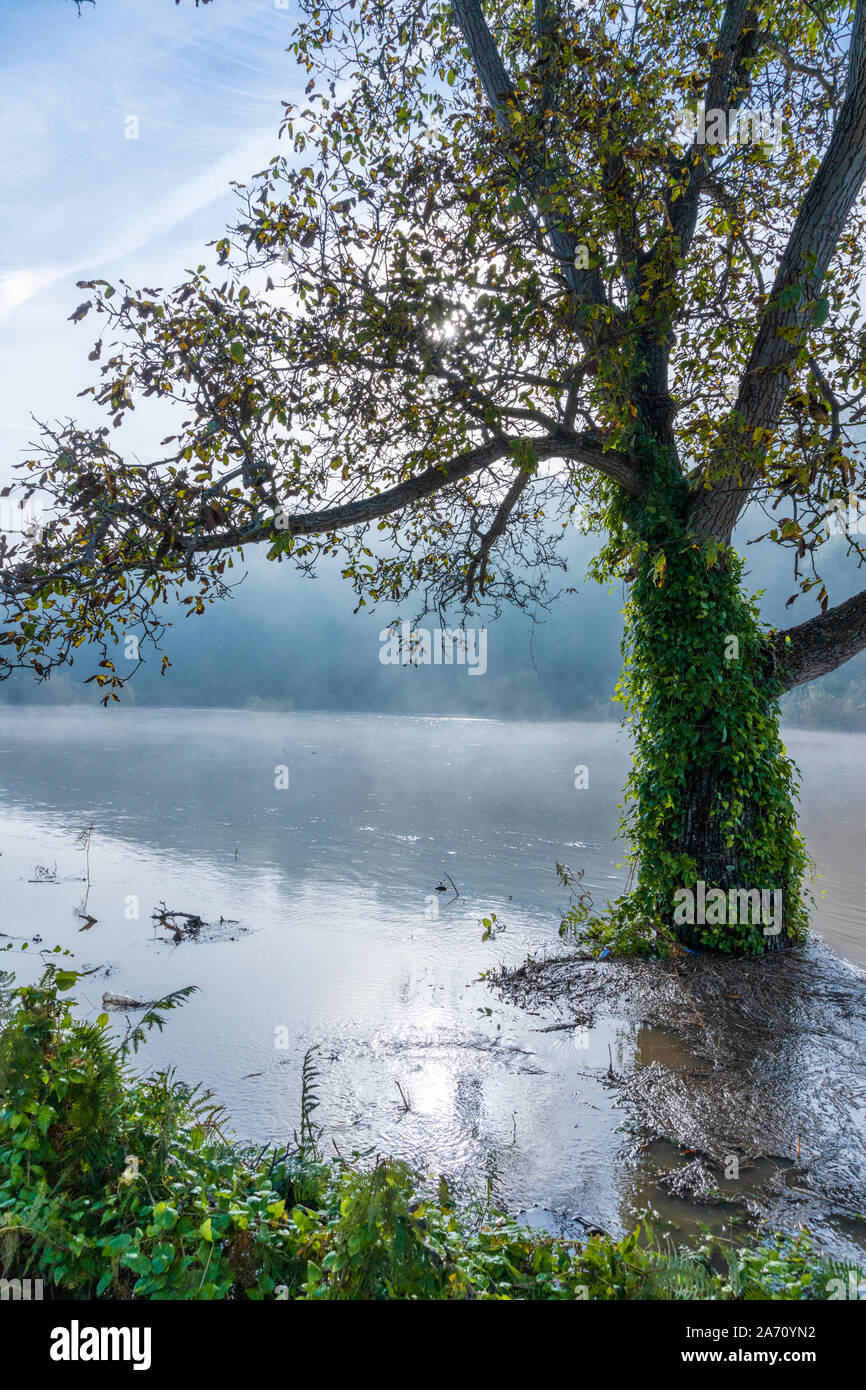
[0,709,863,1259]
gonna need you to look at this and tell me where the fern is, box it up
[119,985,200,1056]
[640,1231,720,1300]
[294,1045,324,1159]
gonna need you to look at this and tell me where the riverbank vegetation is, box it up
[1,960,860,1301]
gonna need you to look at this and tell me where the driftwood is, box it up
[151,902,205,942]
[102,992,151,1010]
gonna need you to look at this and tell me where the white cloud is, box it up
[0,267,64,319]
[0,129,279,322]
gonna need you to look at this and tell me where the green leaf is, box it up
[778,283,803,310]
[104,1232,133,1254]
[812,297,830,327]
[151,1243,175,1274]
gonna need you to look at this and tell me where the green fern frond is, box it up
[294,1044,324,1158]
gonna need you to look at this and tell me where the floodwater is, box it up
[1,709,864,1255]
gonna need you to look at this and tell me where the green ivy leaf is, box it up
[812,297,830,327]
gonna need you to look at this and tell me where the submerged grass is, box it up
[0,959,861,1301]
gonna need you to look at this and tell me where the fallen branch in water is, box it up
[533,1019,592,1033]
[102,992,156,1010]
[151,902,205,942]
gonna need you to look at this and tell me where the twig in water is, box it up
[435,873,460,903]
[74,824,95,917]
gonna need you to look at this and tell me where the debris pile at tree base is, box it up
[495,939,866,1258]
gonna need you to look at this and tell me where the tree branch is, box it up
[451,0,605,306]
[689,0,866,541]
[665,1,760,262]
[190,427,642,555]
[772,587,866,690]
[757,32,835,98]
[0,428,642,605]
[463,467,533,600]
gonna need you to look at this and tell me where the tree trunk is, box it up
[617,503,808,955]
[671,760,788,953]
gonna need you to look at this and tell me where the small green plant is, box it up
[480,913,504,941]
[294,1045,324,1159]
[556,862,667,957]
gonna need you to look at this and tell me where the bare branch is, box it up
[757,32,835,98]
[772,586,866,690]
[190,426,642,554]
[463,467,533,600]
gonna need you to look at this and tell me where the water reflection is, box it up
[1,708,864,1254]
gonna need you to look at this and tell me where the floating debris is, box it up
[29,864,59,883]
[102,992,149,1010]
[150,901,247,944]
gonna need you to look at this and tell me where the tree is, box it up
[5,0,866,953]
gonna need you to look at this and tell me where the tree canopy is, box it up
[5,0,866,700]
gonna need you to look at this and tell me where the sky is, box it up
[0,0,304,489]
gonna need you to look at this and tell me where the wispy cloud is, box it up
[0,0,300,464]
[0,128,279,320]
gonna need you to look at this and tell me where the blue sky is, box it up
[0,0,304,483]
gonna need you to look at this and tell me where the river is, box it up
[1,708,864,1252]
